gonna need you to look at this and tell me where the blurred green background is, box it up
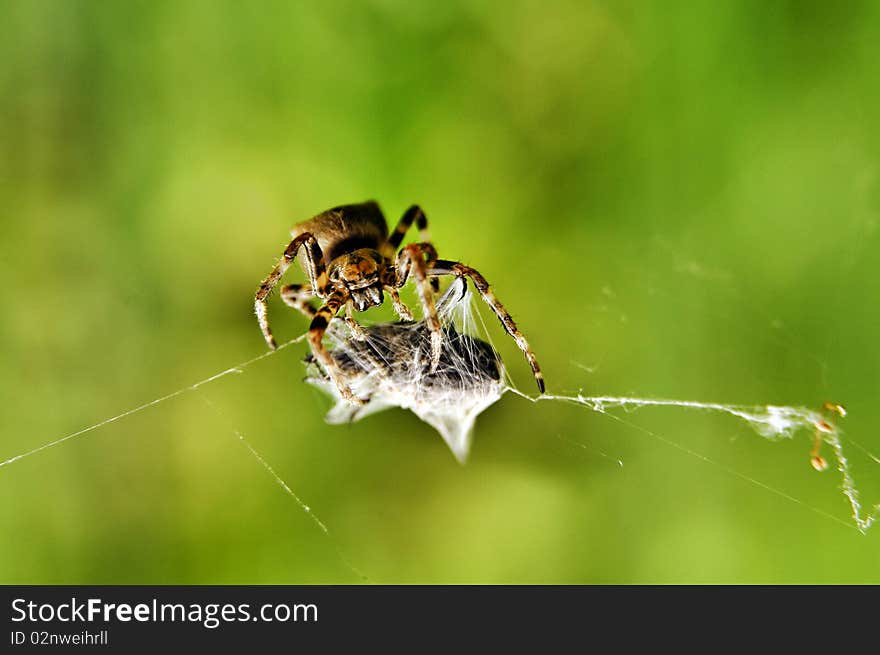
[2,0,879,583]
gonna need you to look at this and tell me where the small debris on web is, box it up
[304,278,505,462]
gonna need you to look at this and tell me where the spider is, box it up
[254,201,544,403]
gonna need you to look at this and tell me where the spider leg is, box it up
[394,243,443,369]
[255,232,327,349]
[309,294,364,405]
[384,205,439,291]
[344,302,369,340]
[428,259,545,393]
[280,283,317,318]
[385,286,414,321]
[387,205,431,251]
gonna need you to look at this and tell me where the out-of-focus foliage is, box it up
[1,0,879,583]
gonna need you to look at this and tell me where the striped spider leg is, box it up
[386,242,443,370]
[255,233,363,404]
[426,259,545,393]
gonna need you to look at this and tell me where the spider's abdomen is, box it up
[291,201,388,264]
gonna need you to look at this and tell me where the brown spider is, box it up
[254,201,544,403]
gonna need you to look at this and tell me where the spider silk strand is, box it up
[0,336,306,470]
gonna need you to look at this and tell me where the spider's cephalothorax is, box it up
[254,201,544,403]
[327,249,385,311]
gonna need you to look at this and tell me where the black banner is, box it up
[0,586,869,650]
